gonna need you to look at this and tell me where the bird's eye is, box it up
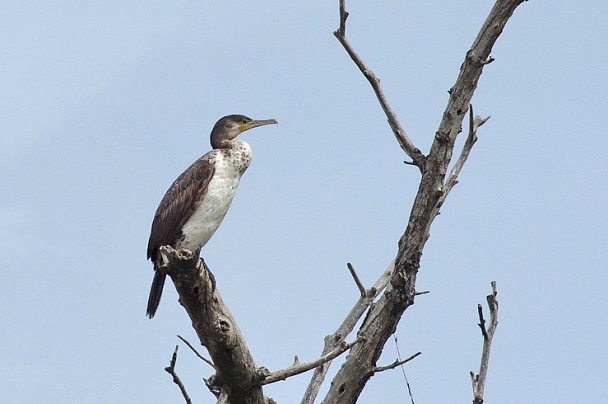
[241,119,248,124]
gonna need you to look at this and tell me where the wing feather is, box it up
[147,155,215,262]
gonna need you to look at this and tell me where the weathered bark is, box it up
[322,1,525,402]
[160,1,522,402]
[160,246,272,404]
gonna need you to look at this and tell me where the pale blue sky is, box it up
[2,1,607,403]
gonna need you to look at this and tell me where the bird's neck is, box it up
[211,138,231,149]
[215,140,252,175]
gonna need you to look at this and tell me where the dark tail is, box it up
[146,270,166,318]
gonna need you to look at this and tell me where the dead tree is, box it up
[157,0,525,402]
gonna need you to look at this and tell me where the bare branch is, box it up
[371,352,421,374]
[336,0,348,36]
[177,335,215,369]
[301,261,394,404]
[347,263,366,297]
[440,104,490,206]
[324,0,525,401]
[164,345,192,404]
[471,281,499,404]
[333,0,426,170]
[263,338,361,385]
[161,246,271,403]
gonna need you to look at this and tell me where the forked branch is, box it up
[471,281,499,404]
[323,1,525,402]
[164,345,192,404]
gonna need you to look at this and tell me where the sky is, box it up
[1,1,607,403]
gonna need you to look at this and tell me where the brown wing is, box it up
[147,154,215,262]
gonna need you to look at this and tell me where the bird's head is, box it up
[210,114,278,149]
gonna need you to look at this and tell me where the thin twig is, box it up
[372,352,421,373]
[333,0,426,171]
[394,335,416,404]
[164,345,192,404]
[471,281,499,404]
[347,263,366,297]
[263,338,361,385]
[177,335,215,368]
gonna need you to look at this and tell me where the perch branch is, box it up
[263,338,361,385]
[334,0,426,170]
[164,345,192,404]
[471,281,499,404]
[160,246,271,403]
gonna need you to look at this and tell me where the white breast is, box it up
[178,140,252,252]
